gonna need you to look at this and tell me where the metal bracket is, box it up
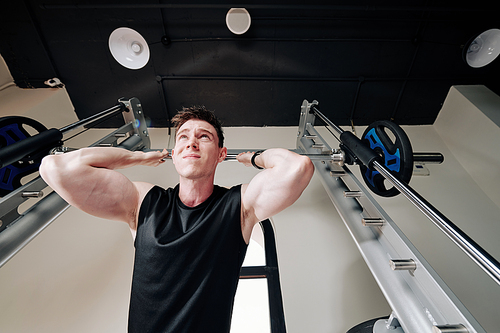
[119,97,151,150]
[0,99,152,268]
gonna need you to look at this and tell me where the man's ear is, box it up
[218,147,227,163]
[171,149,175,165]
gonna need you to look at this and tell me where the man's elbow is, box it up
[296,155,315,183]
[39,155,53,180]
[39,155,63,184]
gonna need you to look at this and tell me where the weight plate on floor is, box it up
[360,120,413,197]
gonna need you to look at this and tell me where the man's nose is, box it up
[186,137,198,149]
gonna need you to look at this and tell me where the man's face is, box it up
[171,119,226,181]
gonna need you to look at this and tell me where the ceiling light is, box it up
[108,27,150,70]
[464,28,500,68]
[226,8,251,35]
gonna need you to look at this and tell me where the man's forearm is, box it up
[251,148,304,171]
[39,147,167,195]
[70,147,167,170]
[39,147,167,224]
[41,147,167,172]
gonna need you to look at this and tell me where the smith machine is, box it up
[0,97,498,333]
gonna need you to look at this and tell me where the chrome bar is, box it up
[224,152,344,161]
[311,105,344,135]
[373,160,500,285]
[155,149,344,162]
[59,103,125,134]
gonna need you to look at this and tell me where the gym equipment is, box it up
[359,120,414,197]
[296,99,495,333]
[0,116,54,197]
[0,97,495,333]
[0,97,149,248]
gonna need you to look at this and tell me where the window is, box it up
[231,220,286,333]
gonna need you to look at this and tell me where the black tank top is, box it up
[128,184,248,333]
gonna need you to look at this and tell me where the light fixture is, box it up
[108,27,150,70]
[464,28,500,68]
[226,8,251,35]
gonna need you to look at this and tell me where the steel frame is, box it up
[296,99,484,333]
[0,97,150,267]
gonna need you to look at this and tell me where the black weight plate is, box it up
[360,120,413,197]
[0,116,48,196]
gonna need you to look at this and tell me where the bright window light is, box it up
[230,278,270,333]
[242,223,266,267]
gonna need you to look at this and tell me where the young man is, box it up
[39,106,314,333]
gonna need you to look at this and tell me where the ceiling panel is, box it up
[1,1,499,129]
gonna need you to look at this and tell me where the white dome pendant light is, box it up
[108,27,150,70]
[226,8,251,35]
[464,28,500,68]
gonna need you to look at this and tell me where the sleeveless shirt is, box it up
[128,184,248,333]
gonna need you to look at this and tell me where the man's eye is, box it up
[200,134,210,139]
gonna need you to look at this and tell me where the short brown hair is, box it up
[171,106,224,147]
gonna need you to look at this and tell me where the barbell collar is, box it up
[340,131,382,168]
[0,128,63,169]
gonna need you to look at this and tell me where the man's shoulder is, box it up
[215,183,243,195]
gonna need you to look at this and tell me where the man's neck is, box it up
[178,177,215,207]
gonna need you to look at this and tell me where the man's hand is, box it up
[143,149,169,167]
[236,151,256,168]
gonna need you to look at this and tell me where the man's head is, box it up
[170,106,227,182]
[171,106,224,148]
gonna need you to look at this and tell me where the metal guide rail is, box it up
[0,97,150,268]
[296,99,488,333]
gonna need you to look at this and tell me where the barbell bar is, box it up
[158,149,444,165]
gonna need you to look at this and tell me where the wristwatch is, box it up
[251,150,265,170]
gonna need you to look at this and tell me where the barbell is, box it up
[0,112,442,198]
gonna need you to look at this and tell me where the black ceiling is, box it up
[1,1,500,129]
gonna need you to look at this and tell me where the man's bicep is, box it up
[241,172,296,224]
[48,164,142,226]
[241,155,314,224]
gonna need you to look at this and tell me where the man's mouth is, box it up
[183,154,201,159]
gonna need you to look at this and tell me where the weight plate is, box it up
[0,116,48,197]
[360,120,413,197]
